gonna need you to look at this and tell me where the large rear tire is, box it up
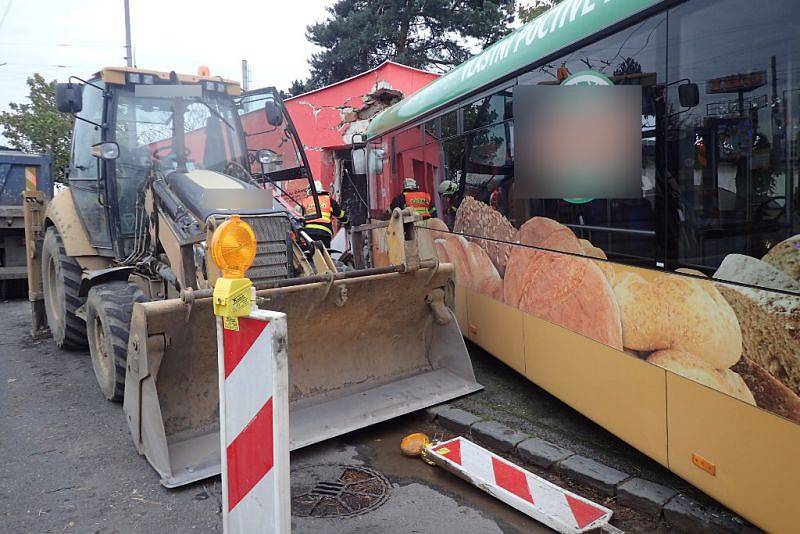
[41,226,87,349]
[86,281,146,401]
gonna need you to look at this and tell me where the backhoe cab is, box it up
[24,66,481,488]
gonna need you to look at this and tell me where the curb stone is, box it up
[470,420,528,452]
[424,404,756,532]
[555,454,629,496]
[436,407,482,435]
[663,494,747,534]
[617,478,678,517]
[516,437,573,469]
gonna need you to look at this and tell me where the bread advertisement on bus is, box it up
[425,199,799,425]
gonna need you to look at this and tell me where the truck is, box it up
[23,66,481,487]
[0,150,53,297]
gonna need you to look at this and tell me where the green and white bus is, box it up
[363,1,799,531]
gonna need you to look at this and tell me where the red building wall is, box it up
[246,61,439,195]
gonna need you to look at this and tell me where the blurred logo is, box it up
[562,71,614,87]
[561,71,613,204]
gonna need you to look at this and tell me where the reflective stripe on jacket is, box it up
[403,191,432,218]
[302,193,348,236]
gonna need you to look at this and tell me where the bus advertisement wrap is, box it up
[364,0,799,529]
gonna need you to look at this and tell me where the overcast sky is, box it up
[0,0,334,140]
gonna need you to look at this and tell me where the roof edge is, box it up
[285,60,439,101]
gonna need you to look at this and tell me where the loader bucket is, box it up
[123,263,482,487]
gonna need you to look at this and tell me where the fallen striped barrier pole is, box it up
[216,307,291,533]
[424,436,614,533]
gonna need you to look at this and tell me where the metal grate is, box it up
[242,214,292,286]
[292,464,390,518]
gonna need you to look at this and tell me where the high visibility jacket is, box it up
[403,190,433,219]
[302,193,348,236]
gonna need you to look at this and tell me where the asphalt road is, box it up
[0,298,669,533]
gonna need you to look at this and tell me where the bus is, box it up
[362,1,799,531]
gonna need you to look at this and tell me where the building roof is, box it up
[365,0,664,139]
[285,60,438,101]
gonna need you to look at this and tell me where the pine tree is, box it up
[518,0,563,24]
[292,0,516,94]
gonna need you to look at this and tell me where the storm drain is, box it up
[291,464,390,518]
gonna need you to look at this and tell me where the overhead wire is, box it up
[0,0,12,33]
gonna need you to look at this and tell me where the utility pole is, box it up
[241,59,249,91]
[124,0,133,67]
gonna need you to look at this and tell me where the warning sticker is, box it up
[223,316,239,331]
[231,292,249,314]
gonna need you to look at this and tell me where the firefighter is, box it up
[301,180,349,249]
[438,179,459,227]
[390,178,435,219]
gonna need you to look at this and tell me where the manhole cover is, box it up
[291,464,390,518]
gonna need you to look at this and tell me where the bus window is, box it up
[463,122,513,215]
[514,11,667,268]
[464,88,513,133]
[666,0,799,271]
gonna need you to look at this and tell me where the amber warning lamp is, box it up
[211,215,257,319]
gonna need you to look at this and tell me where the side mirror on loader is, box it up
[264,99,283,127]
[90,142,120,161]
[55,82,83,114]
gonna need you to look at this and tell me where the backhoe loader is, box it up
[23,67,481,487]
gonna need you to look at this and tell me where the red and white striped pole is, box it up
[425,436,613,533]
[216,304,291,533]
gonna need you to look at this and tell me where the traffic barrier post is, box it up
[216,304,291,533]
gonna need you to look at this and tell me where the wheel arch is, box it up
[44,189,114,272]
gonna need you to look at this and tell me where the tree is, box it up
[518,0,563,24]
[292,0,516,94]
[0,74,73,180]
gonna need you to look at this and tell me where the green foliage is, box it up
[0,74,73,181]
[292,0,516,95]
[518,0,563,24]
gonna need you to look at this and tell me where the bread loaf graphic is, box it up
[504,218,623,350]
[762,234,800,282]
[434,235,503,300]
[421,217,450,242]
[614,271,742,369]
[731,356,800,424]
[717,284,800,397]
[453,197,517,276]
[715,254,800,327]
[647,350,755,405]
[579,238,614,285]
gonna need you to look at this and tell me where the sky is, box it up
[0,0,334,141]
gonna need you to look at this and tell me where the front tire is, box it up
[86,281,146,401]
[41,226,87,349]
